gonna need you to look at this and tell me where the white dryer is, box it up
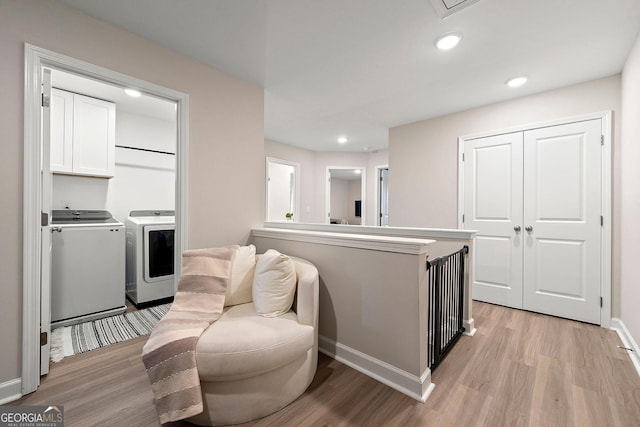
[125,210,175,305]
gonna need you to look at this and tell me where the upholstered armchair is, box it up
[187,249,319,426]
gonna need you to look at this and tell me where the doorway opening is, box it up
[23,44,189,395]
[266,157,300,222]
[326,166,366,225]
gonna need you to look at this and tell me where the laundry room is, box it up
[48,69,177,328]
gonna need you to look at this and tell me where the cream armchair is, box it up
[187,255,319,426]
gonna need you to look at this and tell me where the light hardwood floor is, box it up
[11,301,640,426]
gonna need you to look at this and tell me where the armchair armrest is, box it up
[291,257,319,329]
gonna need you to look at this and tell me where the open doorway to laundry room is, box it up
[23,44,189,394]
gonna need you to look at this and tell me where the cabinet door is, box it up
[522,119,602,324]
[463,132,524,308]
[50,89,73,173]
[72,93,115,177]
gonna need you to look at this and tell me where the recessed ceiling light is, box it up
[124,88,142,98]
[506,76,527,88]
[337,136,348,144]
[435,32,462,50]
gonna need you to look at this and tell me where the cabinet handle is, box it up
[525,225,533,232]
[514,225,521,232]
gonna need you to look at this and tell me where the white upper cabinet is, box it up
[50,89,74,173]
[51,88,115,178]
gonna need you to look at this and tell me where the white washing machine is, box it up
[51,210,126,327]
[125,210,175,305]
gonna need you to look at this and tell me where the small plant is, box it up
[285,212,294,220]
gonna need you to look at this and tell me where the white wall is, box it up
[0,0,263,389]
[620,33,640,348]
[106,147,175,222]
[389,75,622,316]
[116,109,176,154]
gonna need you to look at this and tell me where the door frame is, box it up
[375,165,389,226]
[22,44,190,394]
[457,111,612,327]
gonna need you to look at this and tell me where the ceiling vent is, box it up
[430,0,481,19]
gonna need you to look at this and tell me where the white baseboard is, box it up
[464,317,476,336]
[610,318,640,377]
[318,335,435,403]
[0,378,22,405]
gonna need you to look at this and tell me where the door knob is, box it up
[525,225,533,232]
[514,225,521,232]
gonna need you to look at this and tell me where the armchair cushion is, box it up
[195,303,313,382]
[252,249,296,317]
[225,244,256,306]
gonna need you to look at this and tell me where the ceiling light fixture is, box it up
[337,136,348,144]
[506,76,527,88]
[124,88,142,98]
[435,32,462,50]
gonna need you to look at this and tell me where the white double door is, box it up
[463,119,602,324]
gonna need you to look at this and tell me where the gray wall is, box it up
[620,33,640,349]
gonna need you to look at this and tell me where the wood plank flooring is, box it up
[11,301,640,426]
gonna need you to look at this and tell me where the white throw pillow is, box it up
[225,245,256,306]
[252,249,297,317]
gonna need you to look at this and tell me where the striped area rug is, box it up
[50,303,171,362]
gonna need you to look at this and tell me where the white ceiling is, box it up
[56,0,640,152]
[51,69,177,122]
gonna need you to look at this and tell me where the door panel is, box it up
[72,94,115,177]
[522,119,602,323]
[534,239,585,298]
[464,132,523,308]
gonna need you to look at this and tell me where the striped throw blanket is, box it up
[142,246,237,424]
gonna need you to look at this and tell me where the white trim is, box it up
[22,44,190,395]
[463,317,477,336]
[253,227,435,255]
[326,165,367,225]
[457,138,465,229]
[374,164,389,226]
[610,318,640,377]
[0,379,22,405]
[458,110,614,141]
[22,42,42,399]
[457,111,612,328]
[263,221,476,241]
[318,335,435,403]
[600,112,612,328]
[265,157,301,222]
